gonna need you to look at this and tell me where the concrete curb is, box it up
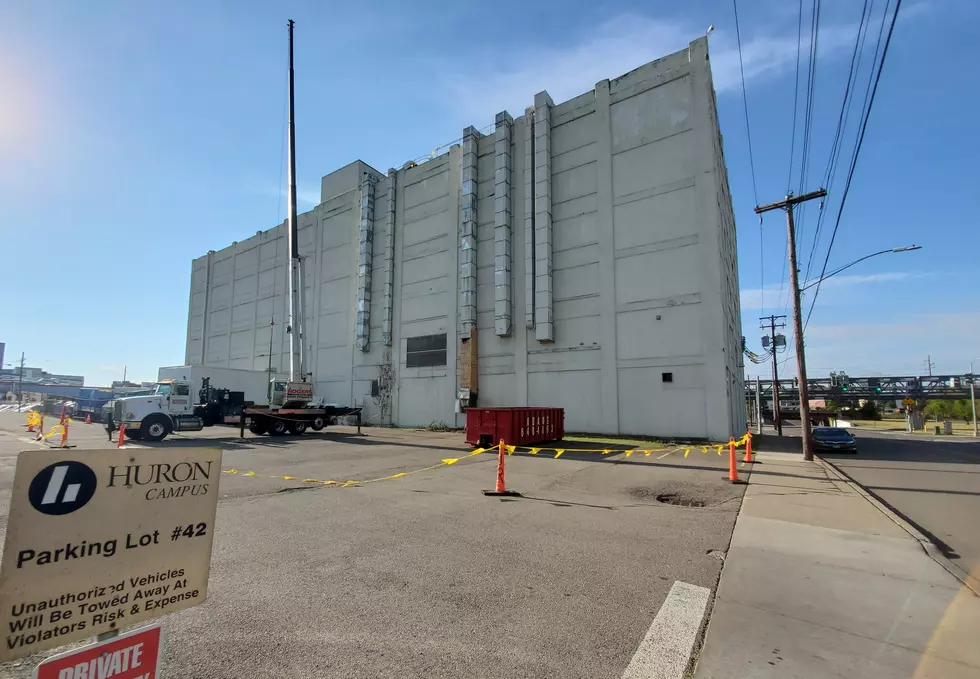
[815,455,980,597]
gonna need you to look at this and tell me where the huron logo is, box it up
[28,462,97,515]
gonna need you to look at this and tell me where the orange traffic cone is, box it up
[483,439,521,497]
[744,432,755,463]
[726,437,744,484]
[26,420,34,433]
[85,413,92,424]
[60,419,69,448]
[60,405,66,425]
[117,423,126,449]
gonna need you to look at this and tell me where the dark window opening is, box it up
[407,334,447,368]
[662,372,673,383]
[370,379,380,397]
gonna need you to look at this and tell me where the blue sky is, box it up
[1,0,976,386]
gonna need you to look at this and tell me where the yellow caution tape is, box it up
[553,449,565,459]
[441,458,459,465]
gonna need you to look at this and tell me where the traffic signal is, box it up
[875,386,882,393]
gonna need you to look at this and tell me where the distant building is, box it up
[0,367,84,386]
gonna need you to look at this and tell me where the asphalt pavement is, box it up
[0,412,746,678]
[816,427,980,588]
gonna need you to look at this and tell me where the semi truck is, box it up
[106,365,361,442]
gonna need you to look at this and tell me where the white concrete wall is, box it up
[185,37,745,439]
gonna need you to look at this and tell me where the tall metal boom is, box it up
[285,19,302,382]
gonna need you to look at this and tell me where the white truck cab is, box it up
[109,379,201,441]
[107,366,321,442]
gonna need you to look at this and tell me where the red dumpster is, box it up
[465,407,564,447]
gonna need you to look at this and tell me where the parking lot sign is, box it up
[0,448,221,662]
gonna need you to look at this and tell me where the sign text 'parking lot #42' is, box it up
[0,447,221,662]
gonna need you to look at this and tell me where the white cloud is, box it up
[253,183,322,214]
[740,271,923,310]
[444,13,862,121]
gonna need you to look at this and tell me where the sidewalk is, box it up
[694,450,980,678]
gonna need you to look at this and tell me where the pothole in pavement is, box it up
[628,482,741,508]
[655,493,707,507]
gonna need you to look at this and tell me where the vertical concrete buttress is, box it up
[382,167,396,346]
[523,106,535,329]
[355,172,377,351]
[533,91,554,342]
[493,111,513,336]
[459,126,480,336]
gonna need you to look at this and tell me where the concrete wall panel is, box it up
[528,369,602,432]
[616,305,701,360]
[613,185,697,251]
[614,244,699,305]
[617,366,706,438]
[612,131,694,199]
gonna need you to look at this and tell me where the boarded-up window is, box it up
[406,334,447,368]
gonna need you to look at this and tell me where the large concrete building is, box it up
[185,38,745,440]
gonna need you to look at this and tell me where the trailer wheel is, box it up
[310,416,325,431]
[141,414,171,442]
[248,420,268,435]
[288,421,307,435]
[125,429,144,441]
[268,419,288,436]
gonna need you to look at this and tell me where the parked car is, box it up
[812,427,857,453]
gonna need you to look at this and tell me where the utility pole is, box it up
[924,355,935,377]
[17,352,24,409]
[971,361,978,438]
[756,189,826,461]
[972,380,977,438]
[760,314,786,435]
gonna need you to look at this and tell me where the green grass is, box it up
[847,419,978,436]
[562,434,670,448]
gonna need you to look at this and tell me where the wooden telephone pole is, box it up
[760,315,786,435]
[756,189,827,461]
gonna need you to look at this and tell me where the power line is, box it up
[804,0,873,284]
[786,0,804,191]
[794,0,823,269]
[732,0,760,205]
[805,0,902,329]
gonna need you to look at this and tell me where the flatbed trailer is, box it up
[235,405,363,437]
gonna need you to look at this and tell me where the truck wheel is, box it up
[288,421,307,435]
[310,416,325,431]
[248,420,268,435]
[268,419,288,436]
[125,429,144,441]
[141,414,171,442]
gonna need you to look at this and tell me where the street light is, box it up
[801,245,922,292]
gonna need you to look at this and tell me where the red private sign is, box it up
[35,625,162,679]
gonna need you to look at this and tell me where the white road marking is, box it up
[620,580,712,679]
